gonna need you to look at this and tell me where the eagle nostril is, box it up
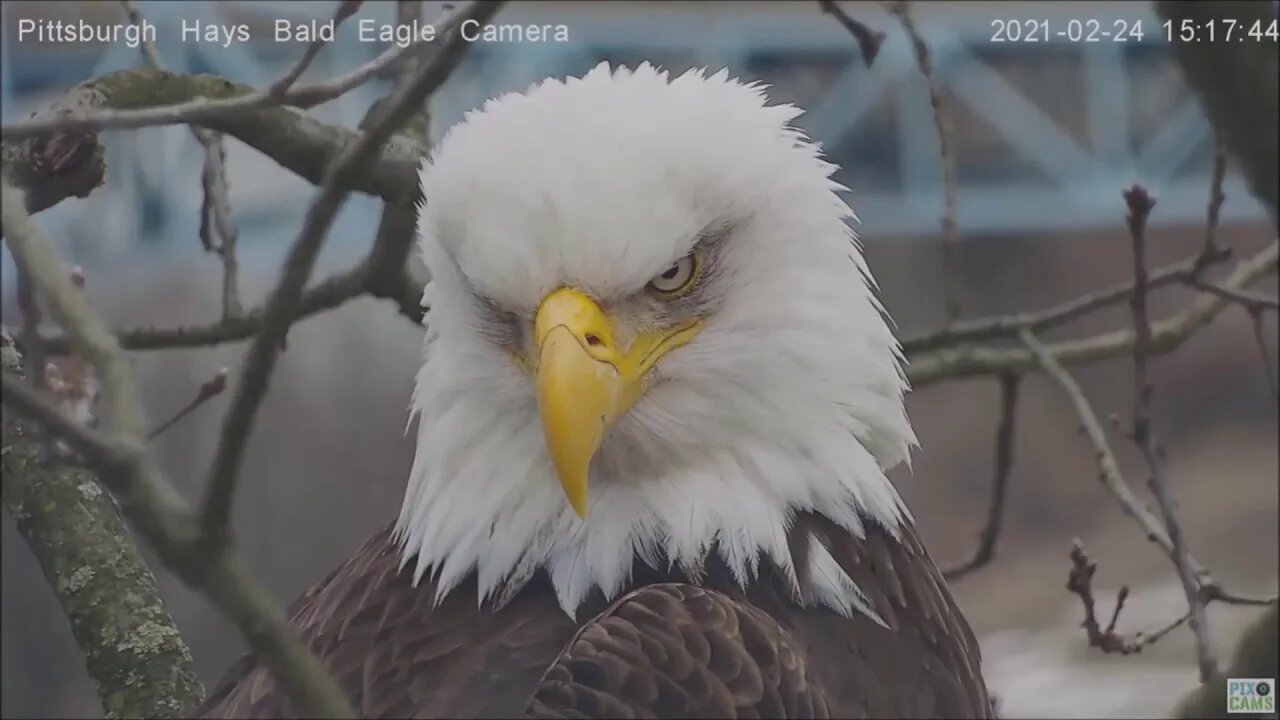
[584,333,603,347]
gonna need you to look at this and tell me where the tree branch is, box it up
[1184,278,1279,311]
[891,0,960,318]
[1123,184,1218,682]
[901,244,1233,354]
[1065,540,1192,656]
[199,0,500,534]
[1246,307,1278,399]
[943,373,1020,580]
[1173,604,1278,719]
[119,0,243,321]
[907,241,1279,386]
[818,1,886,67]
[1,333,204,718]
[1017,328,1206,575]
[1,180,355,717]
[1,69,425,211]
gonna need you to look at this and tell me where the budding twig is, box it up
[1123,183,1219,682]
[1066,540,1193,655]
[148,368,229,440]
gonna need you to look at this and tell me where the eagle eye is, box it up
[647,253,698,296]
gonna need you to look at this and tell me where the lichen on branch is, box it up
[1,333,204,718]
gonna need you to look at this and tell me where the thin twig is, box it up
[120,0,243,320]
[1123,184,1218,683]
[199,133,243,319]
[1124,185,1157,443]
[1067,541,1141,654]
[944,373,1020,580]
[38,258,423,355]
[1065,541,1193,655]
[148,368,229,440]
[199,0,501,535]
[1184,279,1279,311]
[1142,611,1193,646]
[892,0,960,319]
[1246,308,1278,399]
[1203,142,1227,256]
[1,181,356,717]
[818,1,886,67]
[267,1,364,97]
[1202,586,1278,607]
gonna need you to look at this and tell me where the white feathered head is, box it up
[397,62,917,618]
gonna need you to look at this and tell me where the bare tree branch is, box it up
[1065,540,1192,656]
[1246,307,1279,399]
[1123,183,1218,682]
[1202,142,1228,256]
[1173,604,1278,719]
[1,333,205,718]
[944,373,1020,580]
[818,1,885,67]
[1,180,356,717]
[38,258,420,355]
[1184,279,1279,311]
[891,0,960,318]
[267,1,365,98]
[907,241,1279,386]
[120,0,243,321]
[1022,322,1276,669]
[199,0,501,535]
[901,245,1233,354]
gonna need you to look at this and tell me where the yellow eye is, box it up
[647,254,698,295]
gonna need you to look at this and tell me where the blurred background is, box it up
[2,1,1276,717]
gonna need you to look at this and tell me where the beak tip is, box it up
[568,492,588,519]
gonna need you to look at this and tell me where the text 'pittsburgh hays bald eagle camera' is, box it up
[200,62,992,719]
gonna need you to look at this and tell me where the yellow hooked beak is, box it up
[531,288,701,518]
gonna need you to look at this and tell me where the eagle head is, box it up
[396,62,917,618]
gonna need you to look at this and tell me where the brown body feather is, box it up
[200,514,990,719]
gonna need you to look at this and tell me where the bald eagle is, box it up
[200,63,991,719]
